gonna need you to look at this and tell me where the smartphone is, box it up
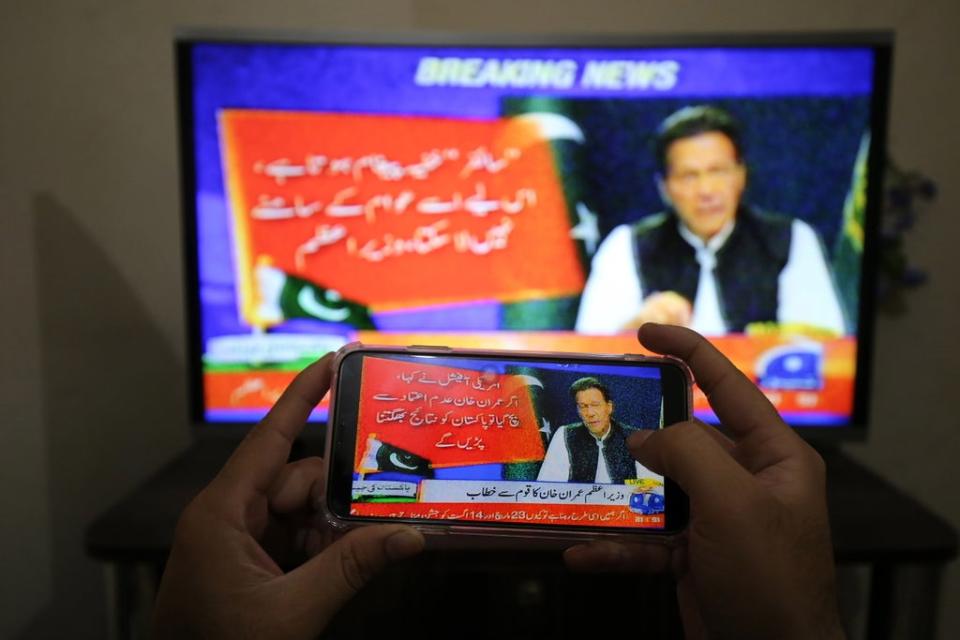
[323,344,691,545]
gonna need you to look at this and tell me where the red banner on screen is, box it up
[220,110,584,327]
[351,502,664,529]
[356,357,545,469]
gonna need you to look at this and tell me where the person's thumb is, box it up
[628,421,755,512]
[280,524,425,635]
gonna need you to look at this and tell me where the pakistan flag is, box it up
[256,263,375,329]
[832,133,870,333]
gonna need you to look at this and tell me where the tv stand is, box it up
[86,442,956,639]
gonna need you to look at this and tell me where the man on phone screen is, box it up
[537,377,656,484]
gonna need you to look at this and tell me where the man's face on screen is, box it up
[663,131,746,241]
[575,387,614,438]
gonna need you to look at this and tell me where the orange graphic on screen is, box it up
[219,110,584,328]
[203,333,856,421]
[355,357,545,469]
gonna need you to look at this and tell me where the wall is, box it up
[0,0,957,637]
[0,183,51,638]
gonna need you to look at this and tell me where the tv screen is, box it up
[177,32,890,434]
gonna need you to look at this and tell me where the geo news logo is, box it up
[756,341,824,391]
[629,490,665,515]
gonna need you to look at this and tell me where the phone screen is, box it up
[328,350,689,534]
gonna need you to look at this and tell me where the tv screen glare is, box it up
[177,32,890,434]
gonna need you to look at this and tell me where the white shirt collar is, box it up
[590,423,613,443]
[677,219,736,254]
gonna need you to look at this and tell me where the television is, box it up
[176,30,891,438]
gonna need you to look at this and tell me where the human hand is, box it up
[623,291,693,329]
[564,324,843,640]
[153,354,425,639]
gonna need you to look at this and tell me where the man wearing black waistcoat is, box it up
[575,105,845,336]
[537,377,656,484]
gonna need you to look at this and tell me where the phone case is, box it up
[320,342,693,549]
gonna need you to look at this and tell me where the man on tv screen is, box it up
[575,105,845,336]
[537,376,655,484]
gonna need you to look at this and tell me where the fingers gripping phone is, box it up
[323,344,691,545]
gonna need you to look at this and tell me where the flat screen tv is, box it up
[176,30,891,438]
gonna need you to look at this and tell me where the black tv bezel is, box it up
[175,29,893,442]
